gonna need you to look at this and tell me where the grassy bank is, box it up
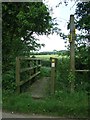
[2,90,88,117]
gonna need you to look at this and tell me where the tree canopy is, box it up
[2,2,55,72]
[2,2,53,53]
[75,2,90,33]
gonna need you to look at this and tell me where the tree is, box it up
[75,2,90,70]
[75,2,90,34]
[2,2,54,70]
[72,2,90,94]
[2,2,55,91]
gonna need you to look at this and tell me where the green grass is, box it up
[2,90,88,117]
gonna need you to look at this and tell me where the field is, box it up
[35,54,68,60]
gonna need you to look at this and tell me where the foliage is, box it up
[76,1,90,92]
[2,2,54,58]
[2,70,16,92]
[56,56,70,92]
[75,44,88,70]
[40,67,51,77]
[75,2,89,72]
[56,56,89,92]
[75,72,89,91]
[2,60,16,92]
[41,60,50,67]
[68,71,75,83]
[75,2,90,32]
[57,50,69,57]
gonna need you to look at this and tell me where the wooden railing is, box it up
[16,57,41,93]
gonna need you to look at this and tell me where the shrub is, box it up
[75,72,88,91]
[56,57,70,92]
[41,60,50,67]
[40,67,51,77]
[56,56,89,92]
[2,70,16,93]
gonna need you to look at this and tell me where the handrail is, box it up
[20,65,41,73]
[20,71,40,86]
[16,57,41,93]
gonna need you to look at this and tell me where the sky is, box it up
[37,0,77,52]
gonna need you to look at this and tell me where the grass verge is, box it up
[2,90,88,118]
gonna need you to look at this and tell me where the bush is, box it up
[75,72,88,91]
[56,57,70,92]
[41,60,50,67]
[40,67,51,77]
[2,70,16,93]
[56,56,89,92]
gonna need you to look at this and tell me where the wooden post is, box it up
[16,57,20,94]
[38,60,41,72]
[50,57,57,94]
[34,60,36,74]
[70,15,75,93]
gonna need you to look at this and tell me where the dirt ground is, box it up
[2,111,82,119]
[2,111,56,118]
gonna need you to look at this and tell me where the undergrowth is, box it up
[40,67,51,77]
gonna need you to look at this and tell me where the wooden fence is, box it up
[16,57,41,93]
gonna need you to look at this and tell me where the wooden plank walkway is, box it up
[28,77,50,99]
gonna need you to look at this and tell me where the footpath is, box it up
[28,77,50,99]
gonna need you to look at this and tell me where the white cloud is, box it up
[37,34,68,52]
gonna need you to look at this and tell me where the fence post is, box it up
[38,60,41,72]
[33,59,37,75]
[16,57,20,94]
[50,57,57,94]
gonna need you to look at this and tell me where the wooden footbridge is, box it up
[16,57,57,98]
